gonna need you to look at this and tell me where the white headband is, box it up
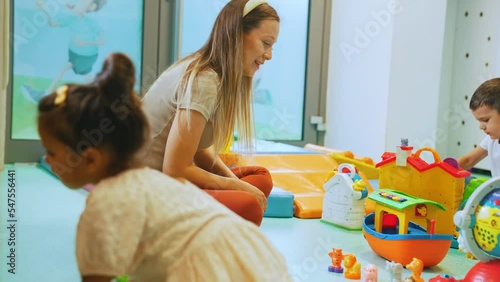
[243,0,267,17]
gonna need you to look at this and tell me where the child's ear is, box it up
[81,147,104,173]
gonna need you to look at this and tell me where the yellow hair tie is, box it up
[54,85,68,105]
[243,0,267,17]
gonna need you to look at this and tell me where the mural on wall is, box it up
[11,0,144,140]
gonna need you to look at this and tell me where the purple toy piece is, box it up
[443,157,459,169]
[328,265,344,273]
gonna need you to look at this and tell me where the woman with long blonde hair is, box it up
[141,0,280,226]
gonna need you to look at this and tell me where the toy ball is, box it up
[453,178,500,281]
[429,274,457,282]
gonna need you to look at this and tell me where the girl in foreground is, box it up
[38,53,291,282]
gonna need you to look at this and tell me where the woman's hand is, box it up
[238,180,268,212]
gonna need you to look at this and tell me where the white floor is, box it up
[0,164,477,281]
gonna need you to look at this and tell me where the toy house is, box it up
[376,146,470,235]
[321,163,368,230]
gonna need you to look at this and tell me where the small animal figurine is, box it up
[405,257,424,282]
[328,248,345,273]
[343,253,361,280]
[363,264,378,282]
[416,205,427,217]
[386,261,403,282]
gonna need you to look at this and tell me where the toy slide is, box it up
[220,151,377,219]
[245,154,339,218]
[304,144,380,179]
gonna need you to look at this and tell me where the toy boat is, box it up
[363,212,453,267]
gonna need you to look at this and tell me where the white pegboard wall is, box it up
[447,0,499,171]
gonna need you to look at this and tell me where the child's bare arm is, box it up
[458,146,488,170]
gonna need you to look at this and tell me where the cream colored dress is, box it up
[76,167,291,282]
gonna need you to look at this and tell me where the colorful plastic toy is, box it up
[363,188,453,267]
[376,145,470,235]
[303,143,380,179]
[385,261,403,282]
[321,163,369,230]
[405,257,424,282]
[452,177,500,281]
[342,253,361,280]
[328,248,345,273]
[363,141,470,267]
[363,264,377,282]
[395,138,412,167]
[459,260,500,281]
[113,275,129,282]
[428,274,457,282]
[330,151,379,180]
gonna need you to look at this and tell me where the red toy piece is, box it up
[382,213,398,229]
[429,274,457,282]
[459,260,500,282]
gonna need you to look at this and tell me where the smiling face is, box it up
[242,19,279,77]
[472,104,500,139]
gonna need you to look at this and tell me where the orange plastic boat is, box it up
[363,213,453,267]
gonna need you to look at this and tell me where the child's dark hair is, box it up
[38,53,148,175]
[470,78,500,112]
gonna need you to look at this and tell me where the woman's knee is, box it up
[237,192,264,226]
[234,166,273,197]
[205,190,264,226]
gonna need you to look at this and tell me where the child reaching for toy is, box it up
[458,78,500,177]
[37,52,291,282]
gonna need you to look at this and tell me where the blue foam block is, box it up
[264,186,294,218]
